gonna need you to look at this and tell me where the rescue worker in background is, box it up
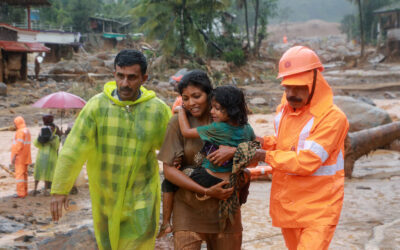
[50,49,171,250]
[250,46,349,249]
[11,116,32,198]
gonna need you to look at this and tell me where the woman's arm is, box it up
[163,162,233,200]
[178,108,200,138]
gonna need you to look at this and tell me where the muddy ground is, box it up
[0,33,400,248]
[1,96,400,249]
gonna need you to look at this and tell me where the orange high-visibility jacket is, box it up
[263,70,349,228]
[11,116,32,165]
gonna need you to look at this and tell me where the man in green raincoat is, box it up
[50,49,171,250]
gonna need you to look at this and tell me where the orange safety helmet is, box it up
[277,46,324,79]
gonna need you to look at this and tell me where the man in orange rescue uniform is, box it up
[11,116,32,198]
[251,46,349,249]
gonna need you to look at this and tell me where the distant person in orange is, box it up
[11,116,32,198]
[283,35,288,44]
[248,46,349,249]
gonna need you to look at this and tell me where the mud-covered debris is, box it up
[0,216,24,233]
[0,82,7,97]
[250,97,267,105]
[383,91,396,99]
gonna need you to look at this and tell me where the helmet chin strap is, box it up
[306,69,317,105]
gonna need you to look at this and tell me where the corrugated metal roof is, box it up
[0,40,50,52]
[0,23,38,33]
[374,2,400,14]
[0,0,50,6]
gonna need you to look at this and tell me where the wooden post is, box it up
[27,5,31,30]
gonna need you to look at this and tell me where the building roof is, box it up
[0,40,50,52]
[0,0,50,6]
[374,2,400,14]
[0,23,38,33]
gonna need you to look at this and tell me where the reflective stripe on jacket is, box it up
[263,70,349,228]
[11,116,32,165]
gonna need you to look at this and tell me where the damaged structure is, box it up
[0,24,49,83]
[85,16,133,50]
[374,2,400,58]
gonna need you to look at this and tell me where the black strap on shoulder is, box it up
[306,69,317,105]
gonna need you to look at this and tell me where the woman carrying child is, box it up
[157,70,255,249]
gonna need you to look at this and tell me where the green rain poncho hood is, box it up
[51,81,171,250]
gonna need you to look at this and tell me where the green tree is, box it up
[67,0,102,32]
[133,0,229,62]
[251,0,277,57]
[236,0,251,49]
[39,0,70,29]
[0,3,26,25]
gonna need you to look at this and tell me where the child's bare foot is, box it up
[157,222,172,238]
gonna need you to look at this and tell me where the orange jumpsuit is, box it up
[262,70,349,250]
[11,116,32,197]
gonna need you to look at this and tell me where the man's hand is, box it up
[50,194,69,222]
[255,136,264,148]
[205,180,233,200]
[249,149,267,166]
[207,145,236,166]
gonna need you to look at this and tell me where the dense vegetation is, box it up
[0,0,396,62]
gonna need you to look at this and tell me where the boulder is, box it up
[0,216,24,233]
[36,225,96,250]
[250,97,267,105]
[0,82,7,96]
[48,61,87,74]
[334,96,392,132]
[88,56,105,67]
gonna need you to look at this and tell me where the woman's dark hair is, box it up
[114,49,147,75]
[211,85,248,126]
[178,70,213,96]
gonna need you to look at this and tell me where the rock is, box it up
[48,61,87,74]
[9,103,19,108]
[14,234,34,242]
[88,56,105,67]
[250,97,267,105]
[334,96,392,132]
[96,52,112,60]
[151,55,166,71]
[357,96,376,106]
[156,81,171,89]
[383,91,396,99]
[0,82,7,96]
[0,216,25,233]
[36,225,97,250]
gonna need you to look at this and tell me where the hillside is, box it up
[273,0,356,23]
